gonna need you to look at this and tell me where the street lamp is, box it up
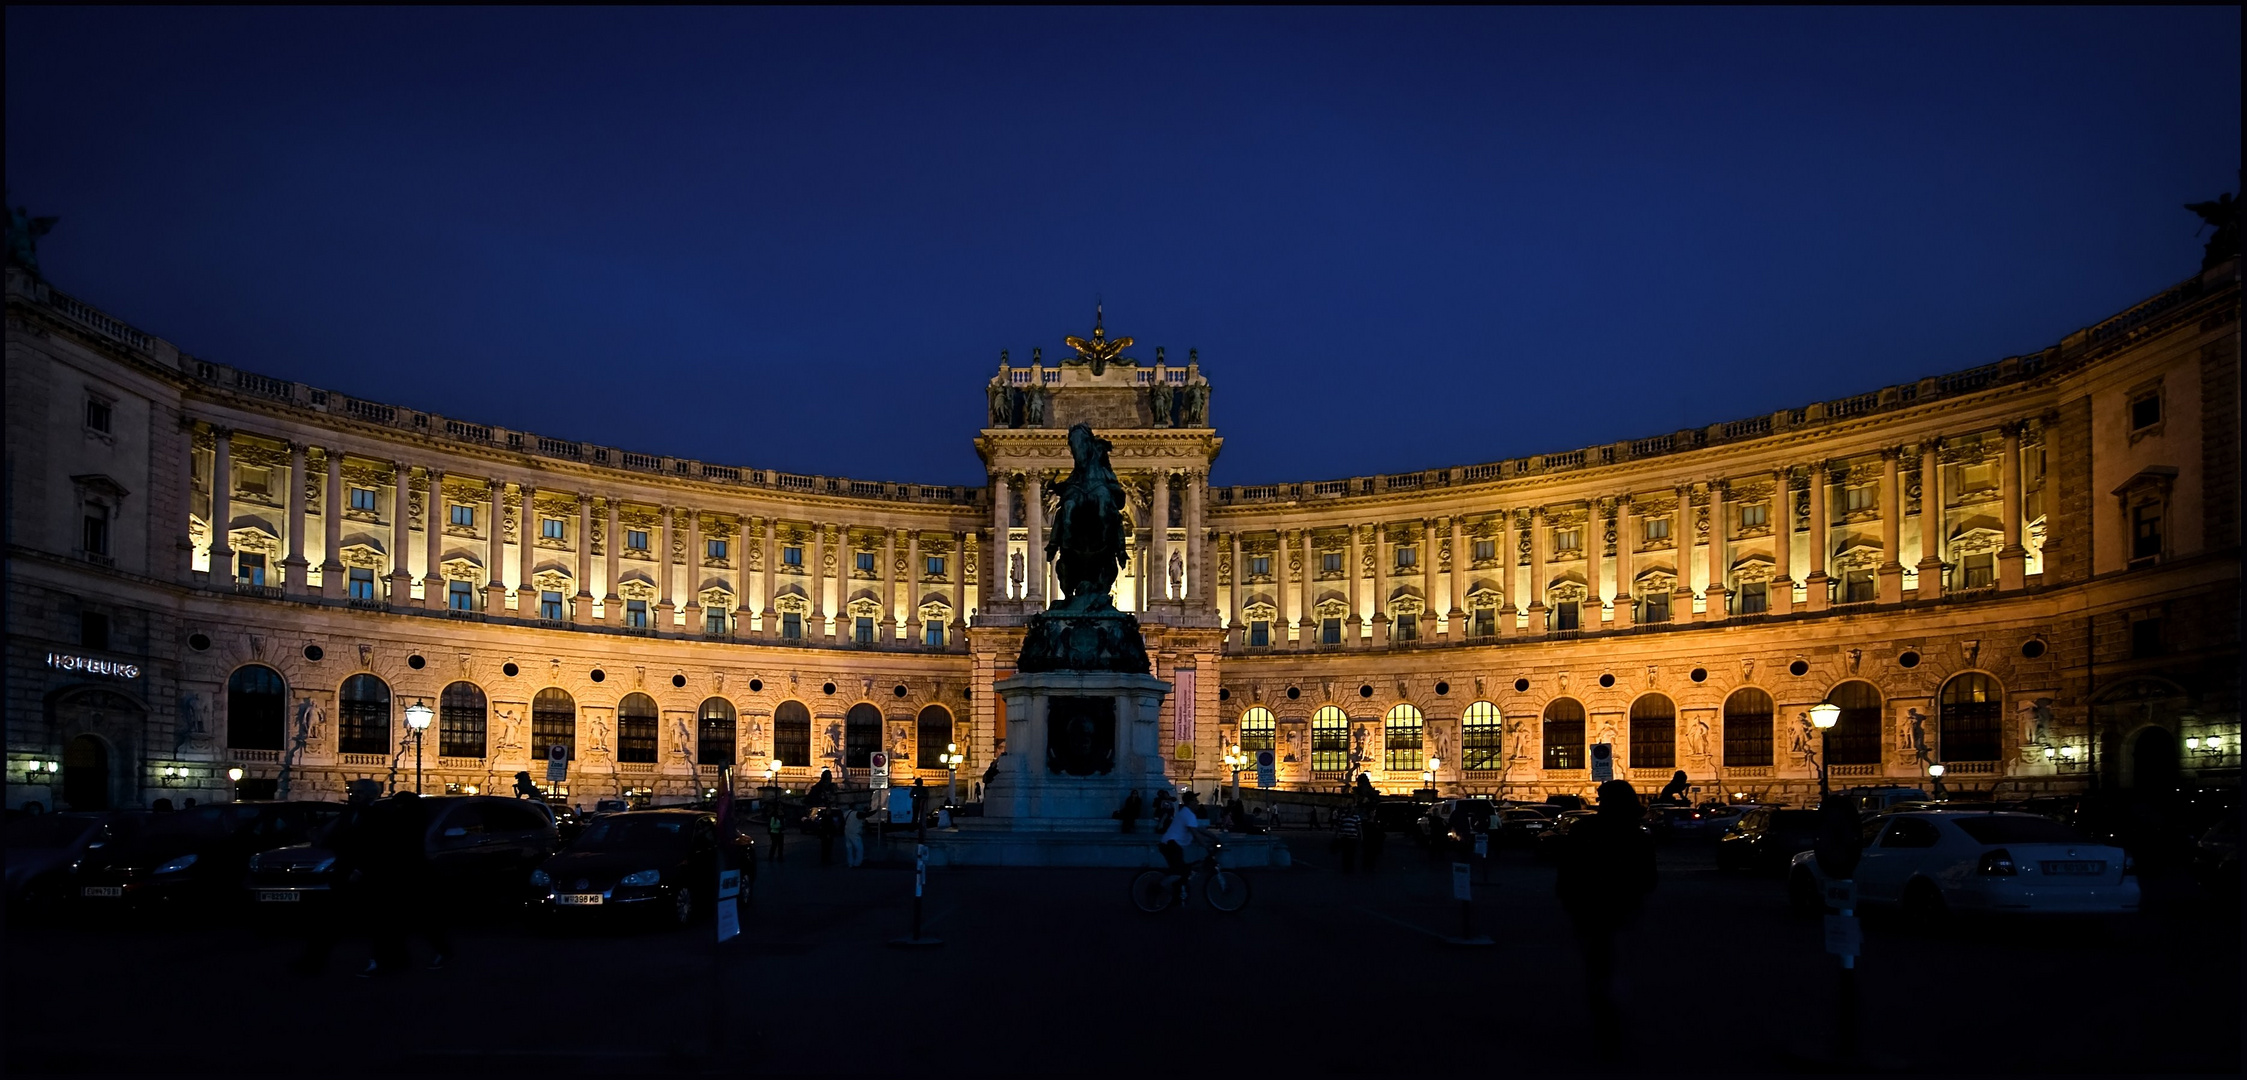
[939,743,964,806]
[226,766,244,800]
[1808,703,1841,799]
[1927,762,1947,801]
[404,698,434,794]
[1223,744,1247,804]
[1424,755,1442,798]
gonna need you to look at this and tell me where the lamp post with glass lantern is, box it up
[404,699,434,794]
[1424,755,1442,799]
[1223,745,1247,805]
[227,766,244,801]
[939,743,964,806]
[1808,703,1841,799]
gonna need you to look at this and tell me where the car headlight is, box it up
[152,854,198,875]
[528,869,550,887]
[620,869,661,887]
[246,853,263,872]
[311,856,336,873]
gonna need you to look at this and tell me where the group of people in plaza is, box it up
[293,779,451,978]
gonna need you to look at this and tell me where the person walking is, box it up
[292,779,379,977]
[841,807,866,868]
[1333,803,1362,874]
[766,807,786,863]
[1555,779,1658,1058]
[1118,789,1143,834]
[1361,795,1386,871]
[362,791,451,976]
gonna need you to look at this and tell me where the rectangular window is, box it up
[924,622,945,647]
[1555,529,1581,553]
[1845,486,1876,512]
[541,518,565,540]
[1474,608,1495,637]
[781,611,803,640]
[1395,546,1416,569]
[1552,602,1578,632]
[540,591,565,620]
[2130,392,2162,431]
[349,487,378,511]
[348,567,375,600]
[625,599,649,628]
[450,504,474,528]
[1322,551,1343,574]
[83,515,109,556]
[706,609,729,635]
[1843,570,1875,603]
[926,555,945,577]
[1738,581,1768,614]
[237,552,266,586]
[1740,503,1768,528]
[782,545,803,567]
[707,539,728,561]
[1321,617,1342,645]
[1645,518,1669,541]
[1642,591,1671,624]
[84,397,113,434]
[855,616,874,644]
[448,580,474,610]
[1384,714,1424,773]
[2130,618,2163,659]
[2131,504,2162,562]
[1249,555,1270,577]
[80,611,110,651]
[1961,553,1995,588]
[239,468,270,496]
[855,552,875,573]
[1311,713,1350,773]
[627,529,649,552]
[1395,613,1418,641]
[1473,539,1496,562]
[1249,620,1270,647]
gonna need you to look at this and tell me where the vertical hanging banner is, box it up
[1173,668,1196,743]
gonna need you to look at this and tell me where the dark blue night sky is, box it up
[6,8,2238,486]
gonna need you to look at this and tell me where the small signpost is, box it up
[1255,749,1276,789]
[889,784,941,949]
[715,869,741,942]
[1444,861,1492,947]
[1589,742,1614,783]
[545,743,567,787]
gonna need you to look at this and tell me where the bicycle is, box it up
[1129,840,1251,913]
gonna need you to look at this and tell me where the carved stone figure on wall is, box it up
[2019,697,2053,748]
[587,713,611,754]
[1596,718,1620,752]
[1906,707,1932,771]
[988,376,1008,427]
[1009,549,1026,596]
[495,707,524,755]
[1166,549,1184,598]
[176,692,213,754]
[1025,387,1046,427]
[675,716,694,762]
[1791,714,1818,770]
[1149,382,1171,426]
[295,697,328,748]
[1690,715,1712,763]
[1509,719,1531,762]
[1186,382,1208,427]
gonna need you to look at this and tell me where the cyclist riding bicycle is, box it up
[1158,789,1216,900]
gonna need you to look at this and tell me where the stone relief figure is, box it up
[1596,718,1620,752]
[1187,382,1209,426]
[587,713,611,754]
[675,716,695,762]
[1690,715,1712,763]
[987,377,1008,427]
[1509,720,1531,762]
[494,707,524,755]
[2019,697,2054,748]
[1149,382,1171,426]
[175,692,213,754]
[1166,549,1184,598]
[1025,387,1045,427]
[1009,549,1026,596]
[1791,714,1818,770]
[1906,707,1933,771]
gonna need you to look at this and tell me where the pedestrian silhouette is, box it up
[842,807,866,867]
[1555,779,1658,1060]
[766,806,786,862]
[294,779,380,977]
[1656,770,1689,805]
[362,791,451,975]
[1361,793,1386,871]
[1118,789,1143,834]
[817,809,836,865]
[1333,804,1362,873]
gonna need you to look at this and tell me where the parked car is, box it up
[1841,786,1929,812]
[1788,810,2138,919]
[1369,800,1431,839]
[529,808,752,928]
[1493,808,1559,848]
[245,795,558,910]
[1417,799,1496,849]
[78,802,340,912]
[1541,794,1588,815]
[5,812,147,911]
[1651,805,1725,843]
[1716,807,1824,873]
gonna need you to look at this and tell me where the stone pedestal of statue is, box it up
[981,670,1174,826]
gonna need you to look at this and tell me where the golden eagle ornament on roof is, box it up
[1062,304,1134,376]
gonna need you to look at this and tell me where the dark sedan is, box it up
[5,812,147,911]
[76,802,340,911]
[244,795,558,911]
[530,809,752,928]
[1714,807,1824,872]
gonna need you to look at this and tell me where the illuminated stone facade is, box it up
[6,258,2238,811]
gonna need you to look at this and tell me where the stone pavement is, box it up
[5,831,2237,1077]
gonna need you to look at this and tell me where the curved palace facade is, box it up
[6,258,2239,812]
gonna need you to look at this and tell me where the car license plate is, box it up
[81,886,123,898]
[2041,860,2104,875]
[556,893,603,906]
[258,890,301,902]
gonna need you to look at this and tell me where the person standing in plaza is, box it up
[1118,789,1143,834]
[1361,795,1386,871]
[841,807,865,868]
[292,779,379,977]
[766,807,786,863]
[1333,803,1362,874]
[1555,779,1658,1057]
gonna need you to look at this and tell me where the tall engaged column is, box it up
[1583,505,1603,627]
[736,515,758,633]
[1448,515,1467,630]
[1916,441,1944,600]
[1806,465,1831,611]
[1528,507,1549,630]
[423,469,447,610]
[656,505,677,627]
[1419,518,1438,639]
[283,442,310,594]
[810,523,828,637]
[1025,472,1045,605]
[517,485,539,617]
[881,527,898,638]
[1229,531,1246,647]
[391,461,415,611]
[950,530,968,637]
[1298,529,1315,646]
[1614,497,1636,629]
[1150,472,1171,603]
[1877,449,1904,604]
[989,473,1010,601]
[1997,423,2027,591]
[1495,511,1516,634]
[1704,482,1729,621]
[604,499,624,625]
[1185,471,1205,604]
[209,427,234,575]
[574,495,595,623]
[760,517,777,637]
[321,449,346,598]
[1372,523,1391,646]
[1346,525,1364,642]
[906,530,923,644]
[1671,488,1695,615]
[484,480,507,611]
[1768,469,1794,616]
[683,508,704,630]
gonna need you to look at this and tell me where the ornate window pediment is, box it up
[617,578,657,602]
[1635,569,1677,593]
[339,544,388,571]
[1243,600,1278,622]
[1313,597,1350,621]
[440,557,484,584]
[227,526,281,556]
[532,569,574,595]
[918,600,952,624]
[845,597,882,620]
[1729,552,1776,583]
[1464,585,1502,611]
[699,587,734,609]
[1386,594,1424,618]
[773,591,809,615]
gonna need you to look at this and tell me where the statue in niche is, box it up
[494,708,524,755]
[1906,708,1932,771]
[1149,382,1171,426]
[675,716,694,762]
[1508,719,1531,762]
[1167,549,1184,598]
[1009,550,1026,596]
[1025,386,1045,427]
[1188,382,1209,426]
[1791,714,1818,771]
[987,378,1009,427]
[176,692,213,754]
[1689,715,1712,763]
[2018,698,2054,748]
[587,713,611,755]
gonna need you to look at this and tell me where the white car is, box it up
[1789,810,2138,917]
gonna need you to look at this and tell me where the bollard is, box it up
[1443,861,1493,947]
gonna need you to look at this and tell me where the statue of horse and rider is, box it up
[1016,422,1150,673]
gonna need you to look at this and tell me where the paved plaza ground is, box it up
[6,830,2238,1078]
